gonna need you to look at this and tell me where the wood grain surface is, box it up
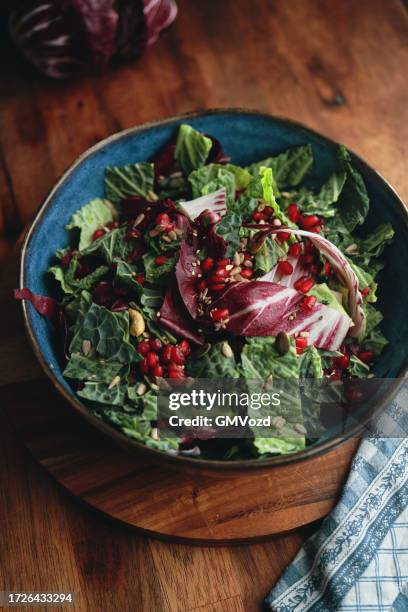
[1,0,408,609]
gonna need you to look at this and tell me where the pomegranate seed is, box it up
[294,276,315,293]
[210,308,230,321]
[334,354,350,370]
[287,203,300,223]
[322,261,332,276]
[277,231,291,242]
[362,287,371,298]
[155,255,168,266]
[218,258,231,267]
[146,352,159,369]
[155,212,171,227]
[171,346,185,365]
[92,228,106,241]
[135,274,145,285]
[107,220,120,230]
[178,340,191,356]
[277,260,294,275]
[201,257,214,272]
[208,283,226,292]
[240,268,253,279]
[168,367,185,380]
[288,243,302,257]
[263,206,274,218]
[149,338,163,352]
[153,364,164,377]
[301,215,320,230]
[296,336,308,349]
[358,350,374,364]
[300,295,317,311]
[196,279,207,292]
[140,358,149,374]
[214,266,229,279]
[161,345,173,363]
[243,252,252,261]
[126,228,142,240]
[252,211,266,222]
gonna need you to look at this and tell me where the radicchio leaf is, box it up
[178,188,227,221]
[14,288,69,360]
[9,0,118,78]
[158,284,203,345]
[207,135,231,165]
[247,224,365,337]
[175,239,199,318]
[142,0,178,48]
[211,281,351,351]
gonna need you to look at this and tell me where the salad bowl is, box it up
[19,109,408,473]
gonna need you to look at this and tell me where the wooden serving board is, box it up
[0,249,359,543]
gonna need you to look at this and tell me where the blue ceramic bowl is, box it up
[20,109,408,472]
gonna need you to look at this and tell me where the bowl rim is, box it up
[19,107,408,472]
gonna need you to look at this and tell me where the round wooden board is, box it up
[5,379,359,544]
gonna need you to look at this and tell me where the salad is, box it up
[17,124,395,460]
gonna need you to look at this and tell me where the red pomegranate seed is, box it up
[300,295,317,311]
[296,336,308,349]
[153,364,164,377]
[322,261,332,276]
[361,287,371,298]
[287,203,300,223]
[168,367,185,380]
[214,266,229,279]
[155,255,168,266]
[301,215,320,231]
[146,352,159,369]
[126,228,142,240]
[210,308,230,321]
[161,345,173,363]
[277,231,291,242]
[218,258,231,267]
[243,252,252,261]
[92,228,106,241]
[149,338,163,352]
[288,243,302,257]
[137,340,150,356]
[310,225,322,234]
[208,283,226,292]
[155,212,171,227]
[294,276,315,293]
[178,340,191,356]
[196,279,207,292]
[107,220,120,230]
[358,350,374,364]
[201,257,214,272]
[252,211,266,222]
[128,246,145,263]
[263,206,274,218]
[140,358,149,374]
[334,354,350,370]
[240,268,253,279]
[135,274,145,285]
[171,346,185,365]
[277,260,294,276]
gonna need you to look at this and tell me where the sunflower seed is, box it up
[150,427,160,441]
[233,253,241,266]
[271,416,286,429]
[147,190,159,201]
[294,423,307,435]
[276,331,290,355]
[168,230,177,241]
[82,339,92,355]
[108,375,121,390]
[221,342,233,358]
[243,259,253,268]
[136,383,147,396]
[134,213,145,226]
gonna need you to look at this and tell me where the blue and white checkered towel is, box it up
[266,382,408,612]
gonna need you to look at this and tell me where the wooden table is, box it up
[1,1,408,609]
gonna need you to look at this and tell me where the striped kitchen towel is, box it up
[266,381,408,612]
